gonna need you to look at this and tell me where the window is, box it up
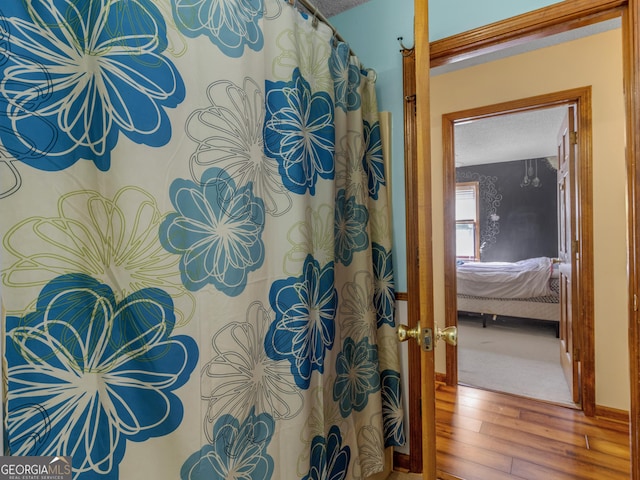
[456,181,480,260]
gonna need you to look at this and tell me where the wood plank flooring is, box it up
[435,383,631,480]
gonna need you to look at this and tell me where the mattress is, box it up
[456,258,560,322]
[456,256,554,298]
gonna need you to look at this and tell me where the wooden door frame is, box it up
[623,3,640,479]
[398,47,425,475]
[409,0,640,477]
[413,2,436,478]
[441,89,595,415]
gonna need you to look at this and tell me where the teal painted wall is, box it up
[331,0,560,291]
[330,0,414,291]
[428,0,560,41]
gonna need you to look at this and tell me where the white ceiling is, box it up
[454,106,567,167]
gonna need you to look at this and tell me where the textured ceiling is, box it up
[310,0,370,17]
[444,18,619,166]
[454,106,566,167]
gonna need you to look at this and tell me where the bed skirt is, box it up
[456,294,560,322]
[457,276,560,323]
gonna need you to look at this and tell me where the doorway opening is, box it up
[442,89,595,414]
[400,2,635,476]
[454,105,572,406]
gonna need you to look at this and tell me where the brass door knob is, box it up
[397,323,457,350]
[437,325,458,346]
[396,323,421,344]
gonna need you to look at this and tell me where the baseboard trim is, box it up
[594,404,630,424]
[393,451,411,472]
[431,382,630,423]
[395,292,408,301]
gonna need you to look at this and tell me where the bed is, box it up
[456,256,560,335]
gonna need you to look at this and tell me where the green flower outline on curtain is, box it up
[1,187,197,327]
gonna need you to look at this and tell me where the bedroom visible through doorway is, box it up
[442,90,594,411]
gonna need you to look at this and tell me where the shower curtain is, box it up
[0,1,404,479]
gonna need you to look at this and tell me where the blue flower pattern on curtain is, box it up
[333,337,381,417]
[265,255,337,389]
[0,1,405,479]
[264,68,335,195]
[335,189,369,266]
[363,120,386,200]
[0,0,185,172]
[4,274,198,478]
[159,167,266,295]
[181,408,275,480]
[303,426,351,480]
[172,0,265,58]
[330,43,362,112]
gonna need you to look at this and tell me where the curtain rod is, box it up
[289,0,377,81]
[291,0,353,56]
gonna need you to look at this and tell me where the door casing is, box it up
[441,90,594,415]
[409,1,640,478]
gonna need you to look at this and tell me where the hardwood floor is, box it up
[435,383,630,480]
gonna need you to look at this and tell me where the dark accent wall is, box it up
[456,158,558,262]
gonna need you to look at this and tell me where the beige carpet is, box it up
[457,315,573,405]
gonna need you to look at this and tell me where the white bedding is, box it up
[456,257,553,299]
